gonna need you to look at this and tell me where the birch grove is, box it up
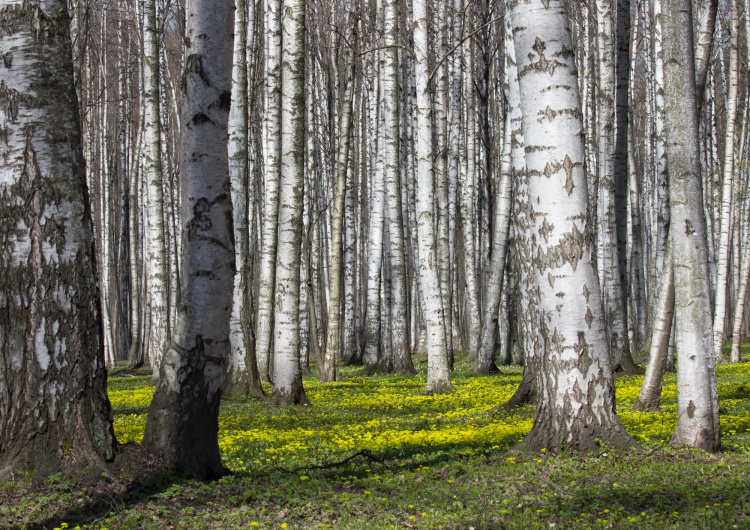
[6,0,750,480]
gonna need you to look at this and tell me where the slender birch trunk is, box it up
[227,0,264,398]
[634,240,674,411]
[712,0,740,364]
[142,0,169,379]
[413,0,453,394]
[270,0,309,406]
[256,0,283,383]
[383,0,414,374]
[476,16,513,374]
[323,47,355,382]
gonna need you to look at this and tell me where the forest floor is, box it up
[3,347,750,529]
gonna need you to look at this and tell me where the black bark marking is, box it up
[187,198,212,240]
[182,54,210,92]
[2,52,11,68]
[582,284,590,302]
[687,400,696,418]
[685,219,695,236]
[218,91,231,111]
[190,113,212,126]
[585,307,593,328]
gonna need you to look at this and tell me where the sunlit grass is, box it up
[109,351,750,473]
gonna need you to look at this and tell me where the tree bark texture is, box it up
[141,0,235,479]
[0,0,116,478]
[509,0,634,451]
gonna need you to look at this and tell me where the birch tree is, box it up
[0,0,116,478]
[509,0,633,450]
[141,0,235,478]
[712,0,740,364]
[256,0,283,383]
[142,0,169,378]
[227,0,263,398]
[383,0,413,375]
[270,0,309,406]
[661,0,720,451]
[413,0,453,394]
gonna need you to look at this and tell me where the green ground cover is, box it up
[3,351,750,529]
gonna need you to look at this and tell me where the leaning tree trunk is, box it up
[662,0,720,452]
[413,0,453,394]
[270,0,309,406]
[141,0,235,479]
[634,240,674,411]
[509,0,634,451]
[0,0,116,479]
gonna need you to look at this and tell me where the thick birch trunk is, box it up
[510,0,633,450]
[662,0,720,451]
[141,0,235,478]
[0,0,116,478]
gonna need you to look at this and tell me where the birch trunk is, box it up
[141,0,235,478]
[476,16,513,374]
[413,0,453,394]
[142,0,169,378]
[323,46,355,382]
[383,0,413,374]
[270,0,309,406]
[662,0,720,451]
[227,0,263,398]
[712,0,740,364]
[634,240,674,411]
[510,0,633,450]
[256,0,283,383]
[597,0,635,373]
[0,0,117,478]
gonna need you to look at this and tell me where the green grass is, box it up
[3,348,750,529]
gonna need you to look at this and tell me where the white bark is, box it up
[142,0,169,378]
[712,0,740,364]
[0,0,116,478]
[270,0,308,406]
[413,0,453,394]
[510,0,632,450]
[256,0,283,382]
[662,0,720,451]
